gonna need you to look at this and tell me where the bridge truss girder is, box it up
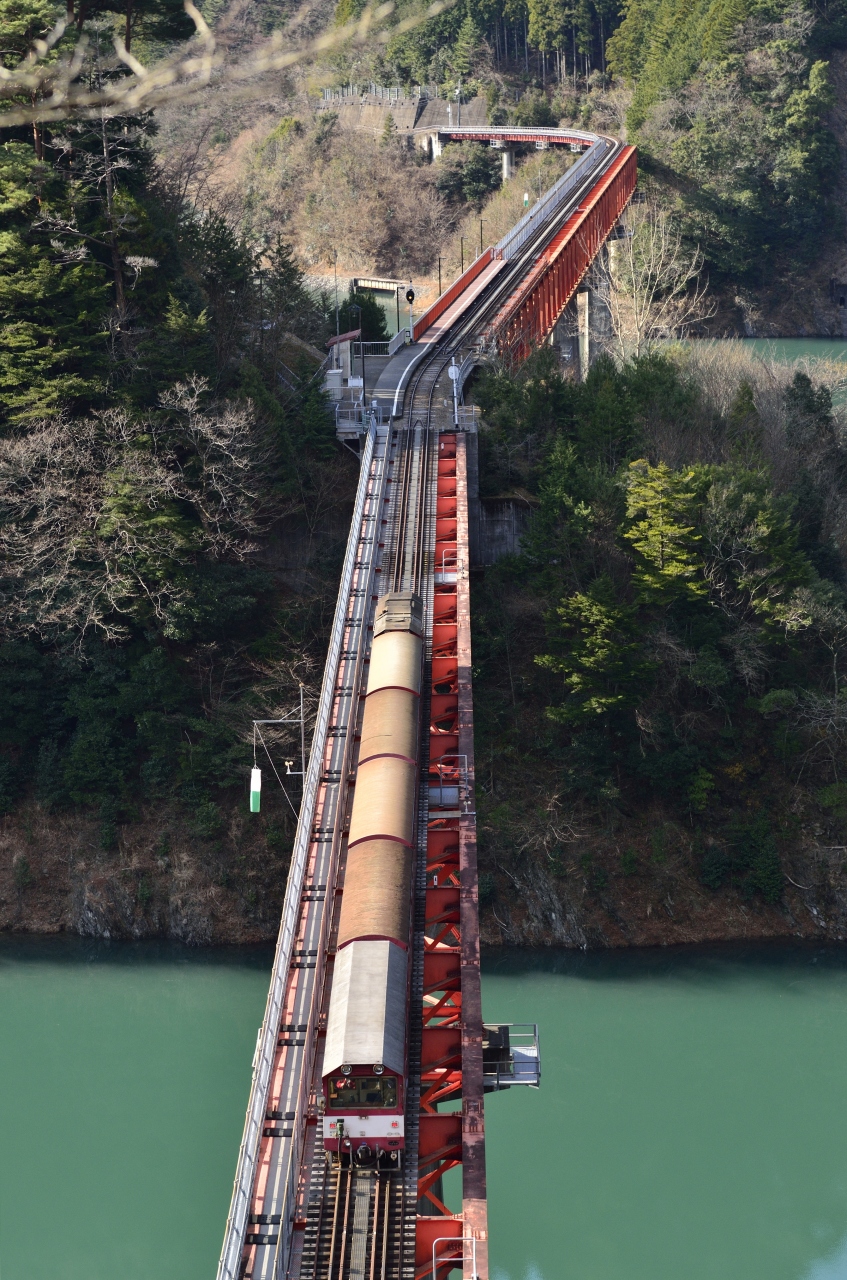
[485,146,637,360]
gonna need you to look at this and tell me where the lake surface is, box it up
[744,338,847,364]
[482,946,847,1280]
[0,936,271,1280]
[3,939,847,1280]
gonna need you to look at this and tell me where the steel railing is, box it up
[482,1024,541,1089]
[216,425,381,1280]
[431,1236,478,1280]
[354,341,391,356]
[495,136,613,262]
[268,422,389,1279]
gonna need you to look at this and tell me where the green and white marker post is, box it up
[250,767,262,813]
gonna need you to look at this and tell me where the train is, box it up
[321,589,423,1167]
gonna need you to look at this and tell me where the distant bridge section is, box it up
[409,130,637,362]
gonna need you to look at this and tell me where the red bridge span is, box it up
[216,128,636,1280]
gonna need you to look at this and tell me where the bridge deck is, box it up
[219,122,637,1280]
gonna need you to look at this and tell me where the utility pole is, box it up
[350,300,365,396]
[448,357,459,426]
[257,267,265,355]
[460,237,465,273]
[479,218,487,256]
[333,249,340,349]
[350,301,363,390]
[438,257,442,296]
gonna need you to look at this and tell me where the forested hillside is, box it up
[159,0,847,331]
[470,345,847,945]
[0,0,357,939]
[4,0,847,943]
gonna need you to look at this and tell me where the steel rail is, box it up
[221,121,629,1280]
[271,429,392,1280]
[495,136,615,261]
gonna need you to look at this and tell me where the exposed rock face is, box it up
[5,800,847,949]
[478,819,847,950]
[0,806,289,945]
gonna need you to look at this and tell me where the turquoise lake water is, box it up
[744,338,847,364]
[3,938,847,1280]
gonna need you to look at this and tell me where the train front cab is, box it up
[322,1064,405,1168]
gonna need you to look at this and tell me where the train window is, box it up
[327,1076,398,1109]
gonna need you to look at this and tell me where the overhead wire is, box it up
[254,723,300,819]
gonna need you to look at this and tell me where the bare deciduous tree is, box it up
[599,197,714,359]
[0,378,293,642]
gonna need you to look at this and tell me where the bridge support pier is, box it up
[576,279,612,380]
[577,289,590,381]
[501,148,515,181]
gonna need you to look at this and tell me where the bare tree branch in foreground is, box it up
[0,0,452,126]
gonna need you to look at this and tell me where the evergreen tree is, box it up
[624,459,706,604]
[537,575,650,720]
[0,142,109,423]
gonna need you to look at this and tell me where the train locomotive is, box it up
[321,590,423,1167]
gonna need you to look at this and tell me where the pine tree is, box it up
[0,142,109,423]
[451,14,481,77]
[537,575,650,720]
[624,459,706,604]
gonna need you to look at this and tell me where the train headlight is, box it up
[373,1063,385,1075]
[341,1063,352,1075]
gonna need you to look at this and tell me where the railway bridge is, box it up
[217,127,636,1280]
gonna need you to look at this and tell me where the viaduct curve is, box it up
[216,125,636,1280]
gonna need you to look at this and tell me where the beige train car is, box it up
[322,592,423,1164]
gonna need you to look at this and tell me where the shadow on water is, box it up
[0,930,274,969]
[483,937,847,985]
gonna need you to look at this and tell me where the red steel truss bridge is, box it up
[216,127,636,1280]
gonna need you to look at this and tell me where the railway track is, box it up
[222,126,627,1280]
[295,160,607,1271]
[403,134,625,431]
[296,421,437,1280]
[300,1161,406,1280]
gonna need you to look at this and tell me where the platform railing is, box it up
[432,1236,479,1280]
[495,136,613,262]
[482,1023,541,1090]
[429,753,471,813]
[353,340,391,356]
